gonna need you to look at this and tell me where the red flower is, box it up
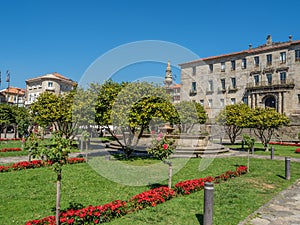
[163,144,168,150]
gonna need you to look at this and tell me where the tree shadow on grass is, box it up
[276,174,286,180]
[195,214,203,225]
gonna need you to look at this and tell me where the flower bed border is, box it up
[269,141,300,147]
[0,138,22,141]
[25,165,248,225]
[0,158,85,173]
[0,147,22,152]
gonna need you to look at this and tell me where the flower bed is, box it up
[0,158,85,173]
[0,138,22,141]
[0,147,22,152]
[25,165,248,225]
[295,148,300,154]
[269,141,300,147]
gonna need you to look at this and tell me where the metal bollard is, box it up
[251,145,254,154]
[105,154,110,161]
[203,182,214,225]
[285,157,290,180]
[271,146,274,160]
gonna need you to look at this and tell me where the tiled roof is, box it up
[179,39,300,66]
[26,72,74,83]
[1,87,25,95]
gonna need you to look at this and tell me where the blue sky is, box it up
[1,0,300,88]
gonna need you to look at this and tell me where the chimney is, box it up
[266,35,272,45]
[289,35,293,42]
[249,44,252,49]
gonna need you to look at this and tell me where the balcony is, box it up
[218,87,226,93]
[45,86,55,91]
[228,85,238,92]
[246,79,295,90]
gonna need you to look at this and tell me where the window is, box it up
[266,54,272,65]
[266,74,272,85]
[231,60,236,70]
[280,72,286,84]
[220,99,225,108]
[209,64,213,72]
[208,80,213,91]
[208,99,212,107]
[242,58,247,69]
[220,78,226,90]
[48,82,53,87]
[242,96,248,105]
[192,66,196,75]
[295,50,300,61]
[280,52,286,63]
[200,99,204,106]
[254,56,259,66]
[231,77,236,89]
[192,82,196,92]
[231,98,236,105]
[221,62,225,72]
[254,75,259,86]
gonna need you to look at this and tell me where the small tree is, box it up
[242,134,255,172]
[216,103,251,144]
[147,132,176,188]
[25,132,72,225]
[249,107,290,151]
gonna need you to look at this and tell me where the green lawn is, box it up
[225,142,300,158]
[1,157,300,225]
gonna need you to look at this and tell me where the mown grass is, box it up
[0,157,300,225]
[226,142,300,158]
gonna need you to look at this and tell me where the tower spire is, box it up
[164,61,173,87]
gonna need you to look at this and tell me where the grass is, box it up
[225,142,300,158]
[0,157,300,225]
[0,140,28,157]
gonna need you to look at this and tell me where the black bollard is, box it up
[271,146,274,160]
[285,157,290,180]
[241,140,244,150]
[203,182,214,225]
[251,145,254,154]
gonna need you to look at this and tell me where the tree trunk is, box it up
[168,162,172,189]
[85,140,88,162]
[56,172,62,225]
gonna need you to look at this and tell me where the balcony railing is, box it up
[246,79,295,89]
[189,89,197,96]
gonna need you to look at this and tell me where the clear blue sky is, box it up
[1,0,300,88]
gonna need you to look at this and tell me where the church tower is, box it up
[164,61,173,87]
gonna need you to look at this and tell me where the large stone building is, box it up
[25,72,76,106]
[179,35,300,120]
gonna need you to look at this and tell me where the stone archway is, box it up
[264,95,276,109]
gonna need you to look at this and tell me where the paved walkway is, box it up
[1,148,300,224]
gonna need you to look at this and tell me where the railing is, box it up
[189,89,197,95]
[246,79,295,89]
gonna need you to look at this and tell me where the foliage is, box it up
[0,104,16,138]
[147,133,176,160]
[174,101,207,133]
[249,107,290,151]
[30,91,76,139]
[216,103,251,144]
[242,134,255,150]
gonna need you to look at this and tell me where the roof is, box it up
[26,72,75,83]
[179,39,300,66]
[0,87,25,95]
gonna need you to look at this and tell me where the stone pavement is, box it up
[238,179,300,225]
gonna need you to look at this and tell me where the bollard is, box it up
[105,154,110,161]
[241,140,244,150]
[285,157,290,180]
[203,182,214,225]
[251,145,254,154]
[271,146,274,160]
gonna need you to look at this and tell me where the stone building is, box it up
[0,87,25,106]
[25,72,76,106]
[179,35,300,120]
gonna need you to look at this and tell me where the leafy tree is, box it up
[12,106,31,138]
[216,103,252,144]
[0,104,16,138]
[30,91,76,139]
[174,101,207,133]
[25,132,72,225]
[249,107,289,151]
